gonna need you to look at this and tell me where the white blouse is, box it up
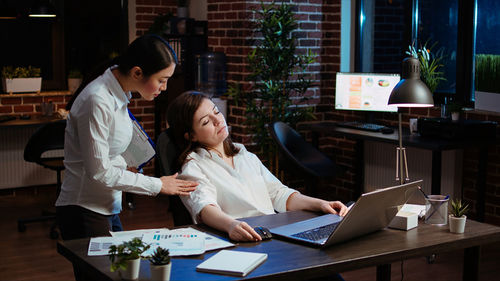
[55,67,162,215]
[179,143,298,223]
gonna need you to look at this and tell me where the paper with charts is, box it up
[87,227,234,256]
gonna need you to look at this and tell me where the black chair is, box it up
[156,128,193,226]
[268,121,341,196]
[19,119,66,239]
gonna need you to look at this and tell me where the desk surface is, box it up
[309,121,493,151]
[0,115,62,127]
[57,211,500,281]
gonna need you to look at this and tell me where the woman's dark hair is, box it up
[66,34,178,110]
[167,91,239,166]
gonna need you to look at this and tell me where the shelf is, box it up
[0,90,72,98]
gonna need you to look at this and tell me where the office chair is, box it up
[268,121,341,196]
[156,128,194,226]
[19,119,66,239]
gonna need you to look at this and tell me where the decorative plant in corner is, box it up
[406,40,447,94]
[108,237,150,280]
[149,247,172,281]
[1,66,42,94]
[449,198,469,234]
[228,0,316,173]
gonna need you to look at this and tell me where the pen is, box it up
[418,186,429,199]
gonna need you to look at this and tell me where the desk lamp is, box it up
[388,57,434,184]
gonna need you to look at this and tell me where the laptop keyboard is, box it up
[291,222,340,241]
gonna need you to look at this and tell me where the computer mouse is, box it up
[380,127,394,134]
[254,226,272,240]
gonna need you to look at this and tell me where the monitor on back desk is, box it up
[335,72,400,113]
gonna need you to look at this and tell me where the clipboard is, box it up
[121,109,156,169]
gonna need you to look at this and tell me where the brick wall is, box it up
[0,93,71,117]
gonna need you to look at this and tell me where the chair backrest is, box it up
[24,119,66,170]
[156,128,194,226]
[268,121,337,178]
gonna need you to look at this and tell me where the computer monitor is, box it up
[335,73,400,113]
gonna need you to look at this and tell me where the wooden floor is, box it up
[1,185,499,281]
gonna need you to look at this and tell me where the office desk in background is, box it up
[57,210,500,281]
[309,121,494,222]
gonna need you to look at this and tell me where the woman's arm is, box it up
[286,192,348,216]
[199,205,262,242]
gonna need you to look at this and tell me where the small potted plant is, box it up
[1,66,42,94]
[149,247,172,281]
[446,101,463,121]
[449,198,469,234]
[67,69,83,93]
[108,237,150,280]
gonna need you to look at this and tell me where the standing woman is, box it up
[56,35,197,240]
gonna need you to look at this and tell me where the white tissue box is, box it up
[389,211,418,230]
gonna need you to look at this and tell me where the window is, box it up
[354,0,500,108]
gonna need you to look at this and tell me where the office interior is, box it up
[0,0,499,280]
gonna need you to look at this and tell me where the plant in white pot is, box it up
[67,69,83,93]
[1,66,42,94]
[149,247,171,281]
[446,101,463,121]
[108,237,150,280]
[449,198,469,234]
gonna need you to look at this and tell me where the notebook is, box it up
[269,180,421,247]
[196,250,268,277]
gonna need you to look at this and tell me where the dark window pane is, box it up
[475,0,500,94]
[417,0,458,94]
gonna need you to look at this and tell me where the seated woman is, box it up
[167,91,348,242]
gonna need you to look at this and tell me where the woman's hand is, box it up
[227,220,262,242]
[319,200,348,216]
[159,173,198,195]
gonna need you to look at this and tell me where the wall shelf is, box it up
[0,91,72,98]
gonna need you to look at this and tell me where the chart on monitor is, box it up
[335,72,400,113]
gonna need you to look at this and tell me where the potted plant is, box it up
[67,69,83,93]
[108,237,150,280]
[449,198,469,234]
[228,1,316,174]
[1,66,42,94]
[446,101,463,121]
[149,247,171,281]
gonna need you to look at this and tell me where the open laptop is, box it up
[269,180,421,247]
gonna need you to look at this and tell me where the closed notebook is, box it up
[196,250,268,277]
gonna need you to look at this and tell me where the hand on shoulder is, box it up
[159,172,198,196]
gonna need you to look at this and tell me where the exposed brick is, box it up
[0,106,13,113]
[13,105,34,113]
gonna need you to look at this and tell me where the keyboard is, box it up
[0,115,16,123]
[291,222,340,241]
[336,121,388,132]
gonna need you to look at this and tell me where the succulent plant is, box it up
[149,247,171,266]
[449,198,469,218]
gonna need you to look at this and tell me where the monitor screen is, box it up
[335,73,400,113]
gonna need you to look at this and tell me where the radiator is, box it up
[0,126,63,189]
[364,141,463,204]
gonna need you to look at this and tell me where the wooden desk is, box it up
[57,211,500,281]
[0,115,61,127]
[309,122,493,222]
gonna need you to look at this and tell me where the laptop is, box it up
[269,180,421,247]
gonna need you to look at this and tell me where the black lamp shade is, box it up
[388,57,434,107]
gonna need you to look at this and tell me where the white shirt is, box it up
[55,67,162,215]
[179,143,298,223]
